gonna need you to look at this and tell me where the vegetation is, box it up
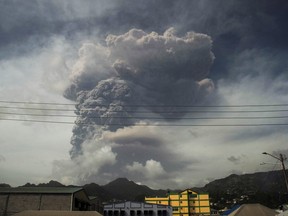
[1,170,287,209]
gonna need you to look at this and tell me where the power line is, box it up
[1,111,288,120]
[2,105,288,113]
[1,118,288,127]
[95,109,288,114]
[0,112,76,117]
[0,100,75,106]
[2,100,288,126]
[1,100,288,108]
[0,106,75,111]
[0,118,74,125]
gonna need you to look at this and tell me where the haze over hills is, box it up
[1,170,287,208]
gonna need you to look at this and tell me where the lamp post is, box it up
[262,152,288,193]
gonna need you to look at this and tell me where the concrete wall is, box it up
[40,194,71,210]
[0,193,71,216]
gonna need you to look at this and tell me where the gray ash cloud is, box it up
[64,28,215,162]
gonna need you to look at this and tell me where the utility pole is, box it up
[262,152,288,193]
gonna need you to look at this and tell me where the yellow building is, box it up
[145,189,210,216]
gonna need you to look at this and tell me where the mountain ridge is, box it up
[1,170,286,208]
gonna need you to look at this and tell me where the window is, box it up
[74,198,79,208]
[172,207,178,211]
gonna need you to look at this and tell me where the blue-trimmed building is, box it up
[104,201,172,216]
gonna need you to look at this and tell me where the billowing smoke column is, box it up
[64,28,214,167]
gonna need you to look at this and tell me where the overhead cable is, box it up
[1,118,288,127]
[1,111,288,120]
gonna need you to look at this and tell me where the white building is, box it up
[104,201,172,216]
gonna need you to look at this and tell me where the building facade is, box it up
[145,189,210,216]
[104,201,172,216]
[0,187,101,216]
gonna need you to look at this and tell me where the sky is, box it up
[1,0,288,189]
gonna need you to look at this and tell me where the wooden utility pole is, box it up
[279,153,288,193]
[263,152,288,193]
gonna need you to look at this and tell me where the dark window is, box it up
[74,198,79,208]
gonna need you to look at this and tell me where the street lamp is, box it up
[262,152,288,193]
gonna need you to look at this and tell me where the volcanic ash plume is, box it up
[63,28,215,181]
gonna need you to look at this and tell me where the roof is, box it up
[180,189,209,195]
[12,210,102,216]
[88,196,99,200]
[228,204,277,216]
[0,187,83,194]
[221,205,241,215]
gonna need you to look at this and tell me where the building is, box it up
[104,201,172,216]
[0,187,102,216]
[145,189,210,216]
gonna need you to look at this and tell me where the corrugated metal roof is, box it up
[13,210,102,216]
[0,187,83,194]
